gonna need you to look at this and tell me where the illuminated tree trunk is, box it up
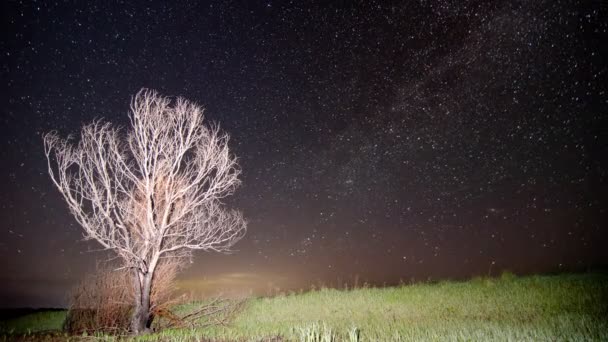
[131,270,153,334]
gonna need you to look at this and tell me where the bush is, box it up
[63,260,179,334]
[63,267,133,334]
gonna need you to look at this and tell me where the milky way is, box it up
[1,0,606,307]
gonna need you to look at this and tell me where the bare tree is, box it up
[43,89,247,334]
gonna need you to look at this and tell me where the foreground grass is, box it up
[172,272,608,341]
[2,272,607,341]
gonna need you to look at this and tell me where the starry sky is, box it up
[1,0,606,308]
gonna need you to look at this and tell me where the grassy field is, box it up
[1,272,607,341]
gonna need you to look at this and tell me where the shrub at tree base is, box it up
[63,306,132,335]
[63,267,133,334]
[64,261,179,334]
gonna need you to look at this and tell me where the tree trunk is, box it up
[131,271,153,334]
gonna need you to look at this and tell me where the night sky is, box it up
[1,0,607,308]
